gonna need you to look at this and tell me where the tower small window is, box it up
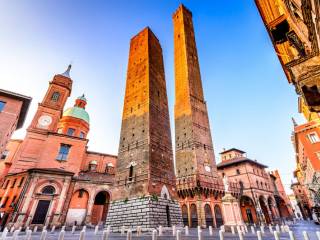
[0,101,6,112]
[236,169,240,175]
[56,144,71,161]
[67,128,75,136]
[51,92,60,102]
[129,165,134,181]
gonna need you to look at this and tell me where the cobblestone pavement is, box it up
[2,221,320,240]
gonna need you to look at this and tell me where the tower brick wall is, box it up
[173,5,217,181]
[106,27,182,230]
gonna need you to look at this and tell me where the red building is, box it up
[0,89,31,163]
[0,66,116,229]
[217,149,293,224]
[291,115,320,219]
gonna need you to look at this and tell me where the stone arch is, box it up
[35,180,62,195]
[214,204,224,227]
[91,191,110,225]
[181,204,188,226]
[190,203,198,228]
[240,195,257,224]
[204,204,214,227]
[66,189,89,225]
[274,195,291,220]
[259,196,271,224]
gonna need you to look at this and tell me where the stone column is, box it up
[85,192,95,224]
[51,178,70,226]
[15,176,38,227]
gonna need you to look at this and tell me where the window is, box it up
[236,169,240,175]
[56,144,71,161]
[10,196,17,207]
[2,197,9,208]
[308,132,320,143]
[67,128,75,136]
[129,165,134,181]
[18,177,24,187]
[51,92,60,102]
[11,179,17,188]
[1,150,9,160]
[79,132,85,138]
[3,180,10,189]
[0,101,6,112]
[42,185,55,195]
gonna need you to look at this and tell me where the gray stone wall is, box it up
[105,196,183,231]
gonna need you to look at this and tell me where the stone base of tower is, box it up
[105,196,183,232]
[221,193,244,231]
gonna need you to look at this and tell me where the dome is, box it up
[63,106,90,123]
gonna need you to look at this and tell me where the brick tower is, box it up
[106,27,182,230]
[173,5,238,228]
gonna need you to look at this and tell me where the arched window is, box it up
[42,185,55,195]
[51,92,60,102]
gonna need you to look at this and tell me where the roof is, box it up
[217,157,268,169]
[63,106,90,123]
[220,148,246,155]
[0,89,32,129]
[6,168,75,177]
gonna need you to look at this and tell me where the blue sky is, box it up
[0,1,304,192]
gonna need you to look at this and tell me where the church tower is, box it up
[28,65,72,133]
[106,27,182,230]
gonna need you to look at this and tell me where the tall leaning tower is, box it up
[106,27,182,230]
[173,5,229,227]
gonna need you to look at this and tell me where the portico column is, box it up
[85,192,95,224]
[51,178,70,226]
[15,177,38,226]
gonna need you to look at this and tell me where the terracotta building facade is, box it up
[0,89,31,164]
[291,113,320,219]
[255,0,320,112]
[217,149,293,224]
[0,67,117,229]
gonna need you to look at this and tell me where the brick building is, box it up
[217,149,293,224]
[0,89,31,161]
[255,0,320,112]
[0,66,116,229]
[291,112,320,219]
